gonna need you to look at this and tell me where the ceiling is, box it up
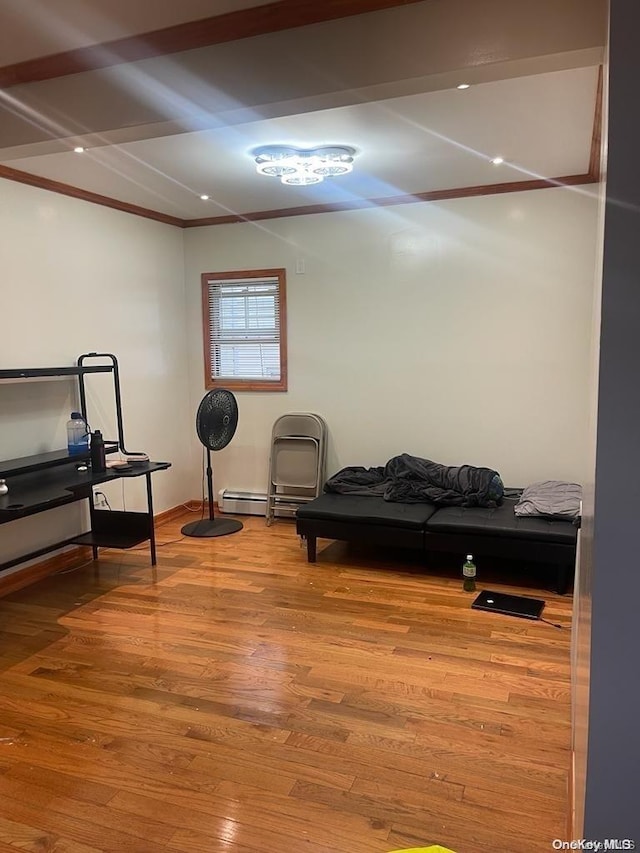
[0,0,607,226]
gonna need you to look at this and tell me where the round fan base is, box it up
[181,518,244,538]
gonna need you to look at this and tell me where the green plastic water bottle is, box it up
[463,554,476,592]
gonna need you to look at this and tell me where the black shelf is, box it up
[1,445,119,478]
[0,365,113,381]
[73,508,152,550]
[71,530,150,549]
[0,464,170,527]
[0,468,80,521]
[1,448,90,477]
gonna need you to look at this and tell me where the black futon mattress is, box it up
[297,494,576,545]
[296,493,437,529]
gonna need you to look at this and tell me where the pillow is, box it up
[514,480,582,519]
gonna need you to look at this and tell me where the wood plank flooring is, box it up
[0,513,573,853]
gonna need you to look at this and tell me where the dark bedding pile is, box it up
[325,453,504,508]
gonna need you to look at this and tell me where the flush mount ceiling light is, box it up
[252,145,357,186]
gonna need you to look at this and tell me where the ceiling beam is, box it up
[0,0,606,154]
[0,0,425,88]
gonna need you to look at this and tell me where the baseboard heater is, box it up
[218,490,267,516]
[217,489,293,519]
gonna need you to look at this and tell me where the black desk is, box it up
[0,454,171,572]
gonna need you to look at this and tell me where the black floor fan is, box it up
[181,389,244,538]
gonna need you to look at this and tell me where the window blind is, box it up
[208,276,281,381]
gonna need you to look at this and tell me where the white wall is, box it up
[0,181,599,572]
[0,179,192,568]
[184,186,599,496]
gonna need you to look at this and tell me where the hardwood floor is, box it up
[0,513,573,853]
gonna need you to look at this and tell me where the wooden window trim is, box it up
[201,268,288,392]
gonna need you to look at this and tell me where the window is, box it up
[202,268,287,392]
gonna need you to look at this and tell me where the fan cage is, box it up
[196,389,238,451]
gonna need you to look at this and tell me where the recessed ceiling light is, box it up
[200,194,210,201]
[491,157,504,165]
[73,146,85,153]
[457,83,470,90]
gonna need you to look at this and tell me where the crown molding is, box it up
[0,168,599,230]
[182,174,598,228]
[588,65,604,180]
[0,164,185,227]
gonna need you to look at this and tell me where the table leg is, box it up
[88,494,99,561]
[145,472,157,566]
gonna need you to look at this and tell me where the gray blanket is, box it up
[514,480,582,518]
[325,453,504,507]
